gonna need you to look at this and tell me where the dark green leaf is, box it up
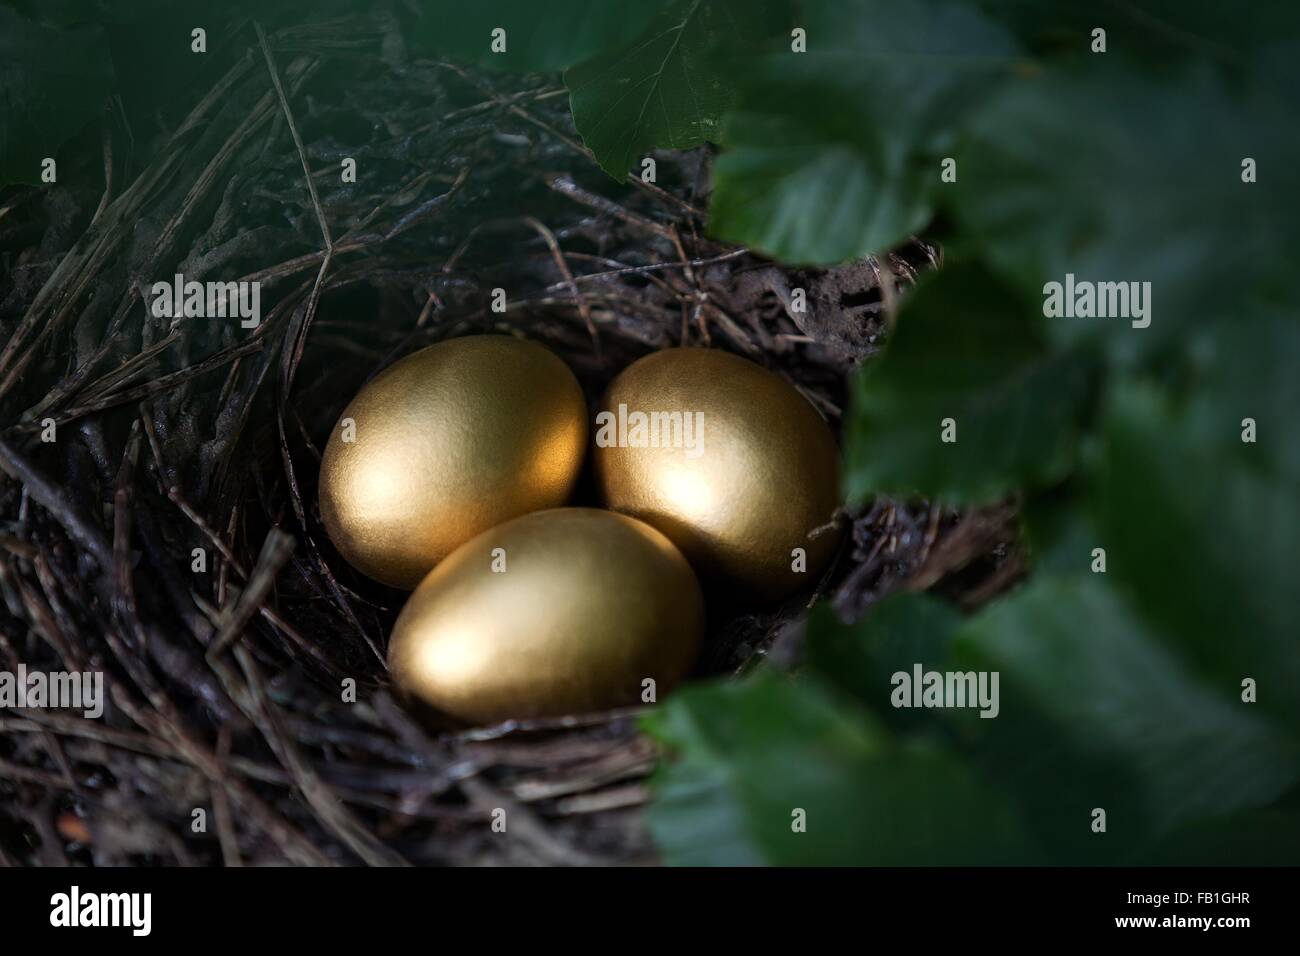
[1020,480,1098,575]
[708,0,1019,263]
[977,0,1300,68]
[1143,809,1300,865]
[1,0,114,26]
[805,592,960,723]
[1089,380,1300,723]
[844,262,1094,504]
[565,0,789,178]
[407,0,671,73]
[954,575,1300,848]
[1180,308,1300,485]
[0,7,114,186]
[952,65,1300,357]
[644,669,1038,865]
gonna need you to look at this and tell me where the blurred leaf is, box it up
[1142,809,1300,865]
[407,0,671,72]
[843,262,1094,504]
[952,65,1300,358]
[954,575,1300,848]
[1180,308,1300,484]
[977,0,1300,67]
[1020,480,1098,575]
[0,6,113,186]
[3,0,238,26]
[644,669,1037,864]
[1089,380,1300,723]
[708,0,1019,263]
[0,1,324,184]
[1,0,114,26]
[804,592,960,723]
[105,3,257,148]
[566,0,789,178]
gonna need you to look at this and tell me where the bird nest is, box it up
[0,16,1019,865]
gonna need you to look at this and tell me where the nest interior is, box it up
[0,16,1019,865]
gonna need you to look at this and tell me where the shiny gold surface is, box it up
[388,508,704,723]
[593,347,842,601]
[319,335,587,589]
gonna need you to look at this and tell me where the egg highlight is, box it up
[593,348,842,601]
[388,508,704,724]
[319,335,587,589]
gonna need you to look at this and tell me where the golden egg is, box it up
[593,347,842,601]
[319,335,587,589]
[388,507,704,724]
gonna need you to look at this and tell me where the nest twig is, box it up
[0,14,1016,865]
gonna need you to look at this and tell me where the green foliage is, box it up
[952,67,1299,356]
[843,263,1095,504]
[0,6,113,185]
[804,592,960,719]
[1182,310,1300,484]
[709,0,1019,263]
[976,0,1300,68]
[0,0,331,187]
[408,0,671,72]
[641,0,1300,865]
[644,668,1038,865]
[566,0,789,178]
[1089,378,1300,724]
[954,576,1300,855]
